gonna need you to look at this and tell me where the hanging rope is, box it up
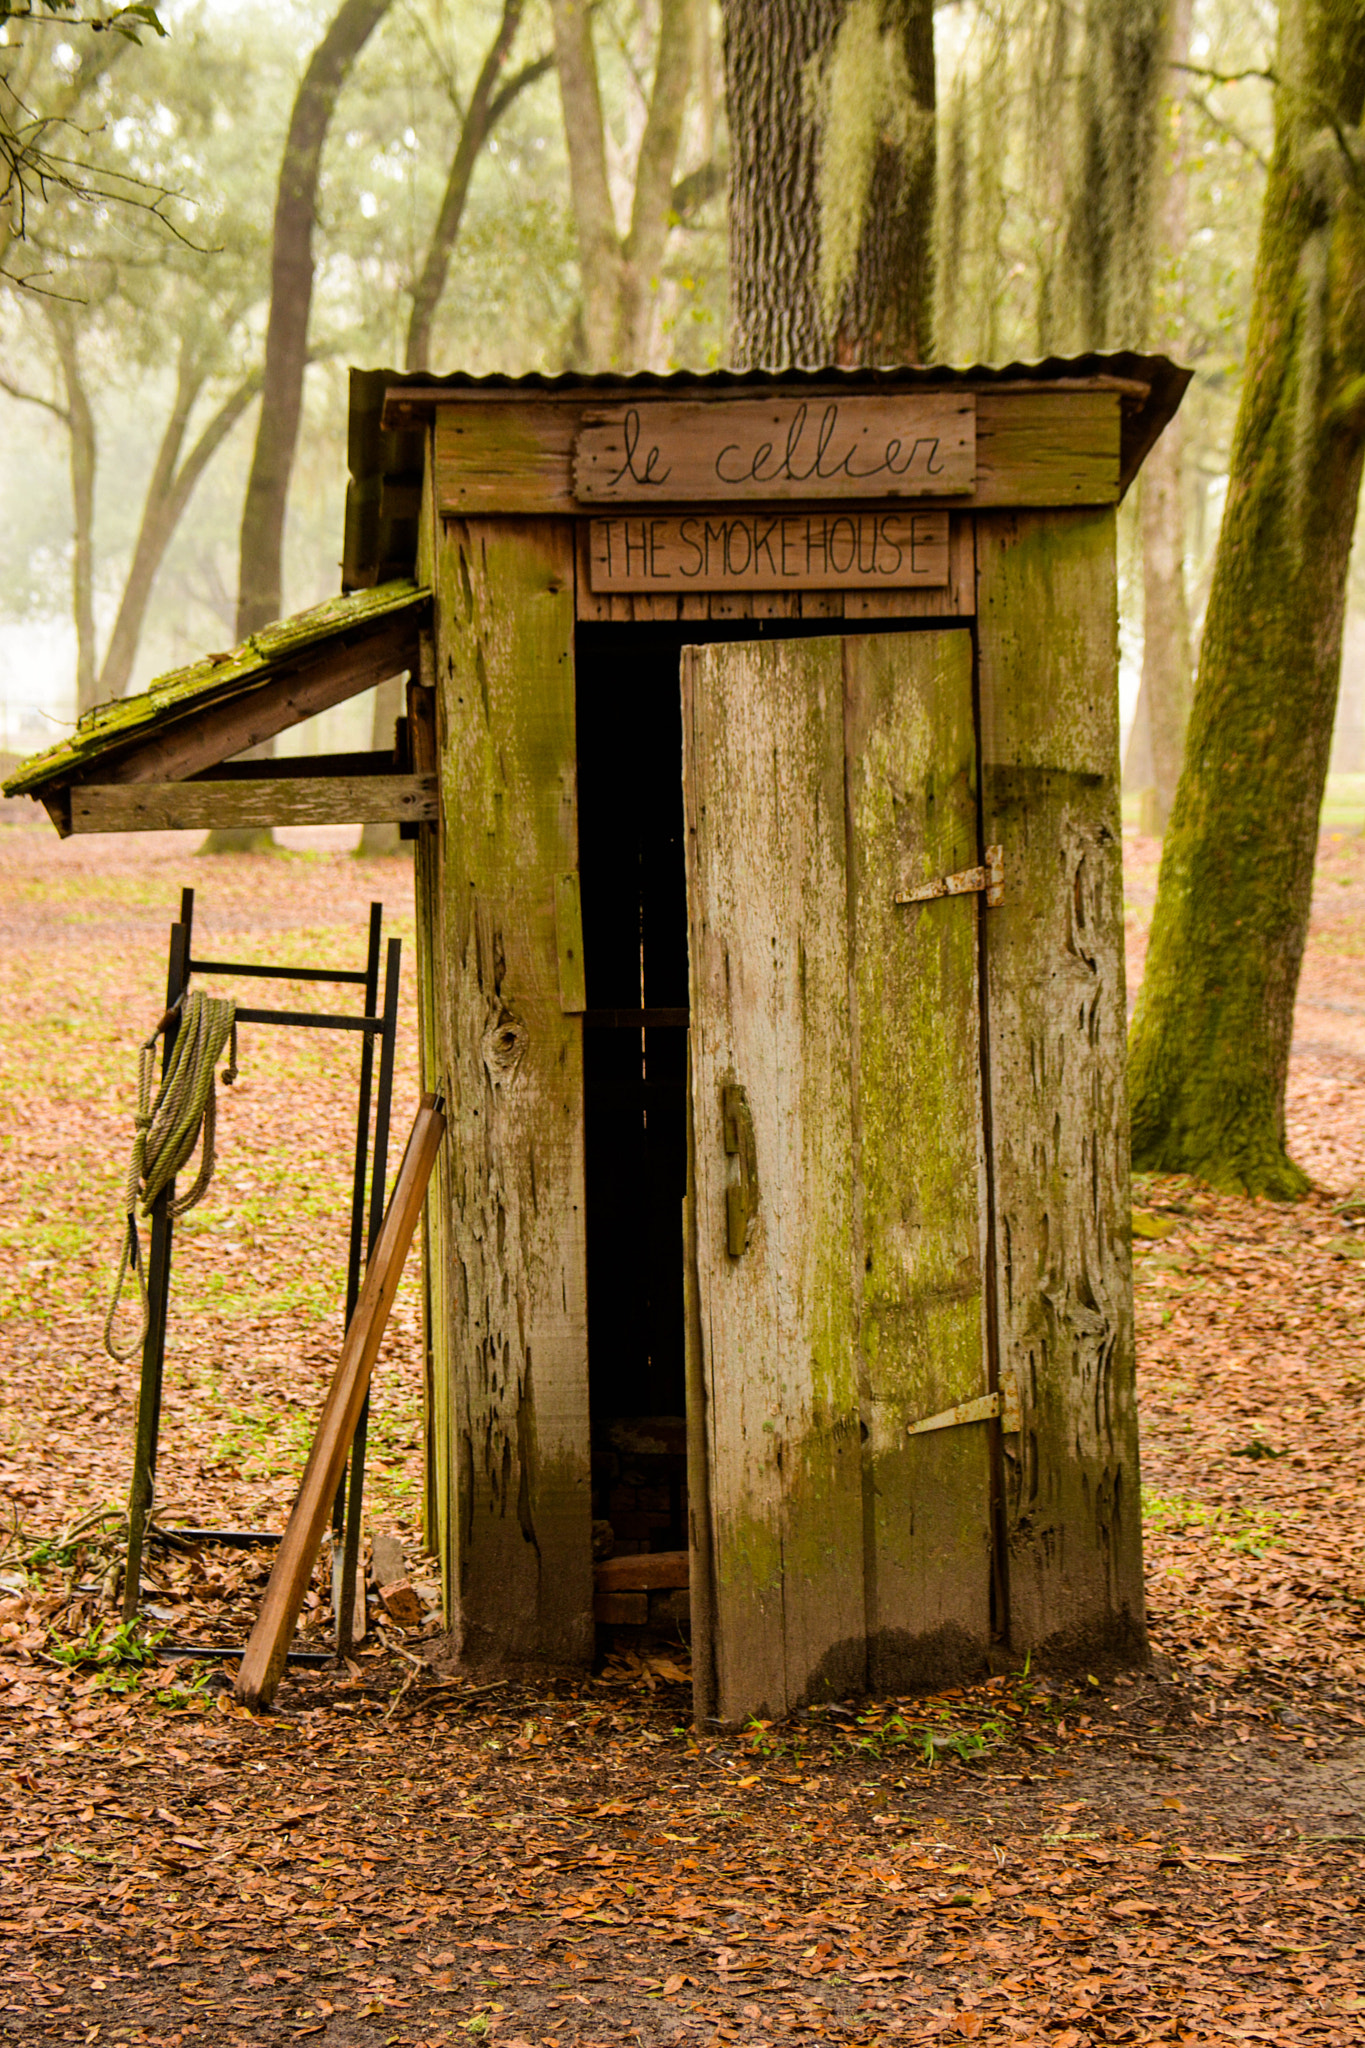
[104,988,239,1364]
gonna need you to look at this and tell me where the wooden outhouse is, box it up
[6,354,1188,1724]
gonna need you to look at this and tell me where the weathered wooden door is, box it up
[683,631,996,1725]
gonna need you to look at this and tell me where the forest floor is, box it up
[0,819,1363,2048]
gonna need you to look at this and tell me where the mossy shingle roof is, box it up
[3,580,428,799]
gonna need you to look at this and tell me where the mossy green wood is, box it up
[976,509,1145,1664]
[683,637,865,1724]
[432,516,593,1665]
[1127,1,1365,1198]
[1,580,428,797]
[843,629,993,1688]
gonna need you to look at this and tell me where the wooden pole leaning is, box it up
[235,1093,446,1709]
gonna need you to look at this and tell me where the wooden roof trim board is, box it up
[342,353,1188,586]
[3,580,429,804]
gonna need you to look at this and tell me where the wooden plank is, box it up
[433,516,593,1666]
[436,392,1120,516]
[587,509,949,593]
[555,871,587,1012]
[575,397,975,503]
[573,517,613,622]
[976,392,1119,507]
[683,638,865,1723]
[437,399,579,514]
[594,1549,690,1591]
[70,610,421,793]
[843,630,994,1690]
[575,512,963,623]
[975,508,1145,1664]
[69,774,438,834]
[594,1590,648,1625]
[235,1097,446,1709]
[684,1070,717,1727]
[410,442,451,1606]
[842,514,975,619]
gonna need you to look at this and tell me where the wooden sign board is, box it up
[587,510,950,593]
[574,396,975,503]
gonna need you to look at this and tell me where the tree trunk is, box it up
[549,0,623,370]
[234,0,394,643]
[1127,0,1365,1199]
[45,309,98,716]
[99,366,259,702]
[618,0,696,363]
[1130,0,1193,837]
[218,0,392,855]
[550,0,697,371]
[404,1,552,374]
[1064,0,1169,352]
[1135,409,1193,836]
[723,0,935,370]
[361,6,549,856]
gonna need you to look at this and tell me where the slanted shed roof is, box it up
[342,352,1190,591]
[4,580,428,807]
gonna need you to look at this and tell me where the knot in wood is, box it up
[482,1010,527,1085]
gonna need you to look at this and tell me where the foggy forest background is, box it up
[3,0,1357,826]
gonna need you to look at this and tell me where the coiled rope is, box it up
[104,988,239,1363]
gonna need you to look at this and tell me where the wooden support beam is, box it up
[68,774,438,835]
[235,1096,446,1710]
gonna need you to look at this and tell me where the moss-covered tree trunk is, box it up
[1128,0,1365,1197]
[723,0,935,369]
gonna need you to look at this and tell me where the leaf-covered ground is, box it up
[1,818,1363,2047]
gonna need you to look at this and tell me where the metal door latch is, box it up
[905,1377,1021,1438]
[895,844,1003,908]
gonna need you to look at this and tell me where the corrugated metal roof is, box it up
[343,352,1190,588]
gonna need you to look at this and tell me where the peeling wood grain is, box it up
[843,629,994,1690]
[432,516,592,1665]
[69,774,437,834]
[683,637,865,1724]
[976,508,1146,1666]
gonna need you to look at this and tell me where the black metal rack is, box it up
[121,886,400,1666]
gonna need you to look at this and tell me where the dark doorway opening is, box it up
[576,624,692,1556]
[575,615,965,1567]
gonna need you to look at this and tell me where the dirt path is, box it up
[1,820,1363,2047]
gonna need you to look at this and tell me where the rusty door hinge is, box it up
[905,1377,1021,1439]
[895,844,1003,908]
[722,1080,759,1257]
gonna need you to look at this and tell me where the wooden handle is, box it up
[235,1094,446,1709]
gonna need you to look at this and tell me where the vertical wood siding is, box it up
[683,637,866,1722]
[976,509,1147,1663]
[843,630,994,1689]
[431,516,593,1664]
